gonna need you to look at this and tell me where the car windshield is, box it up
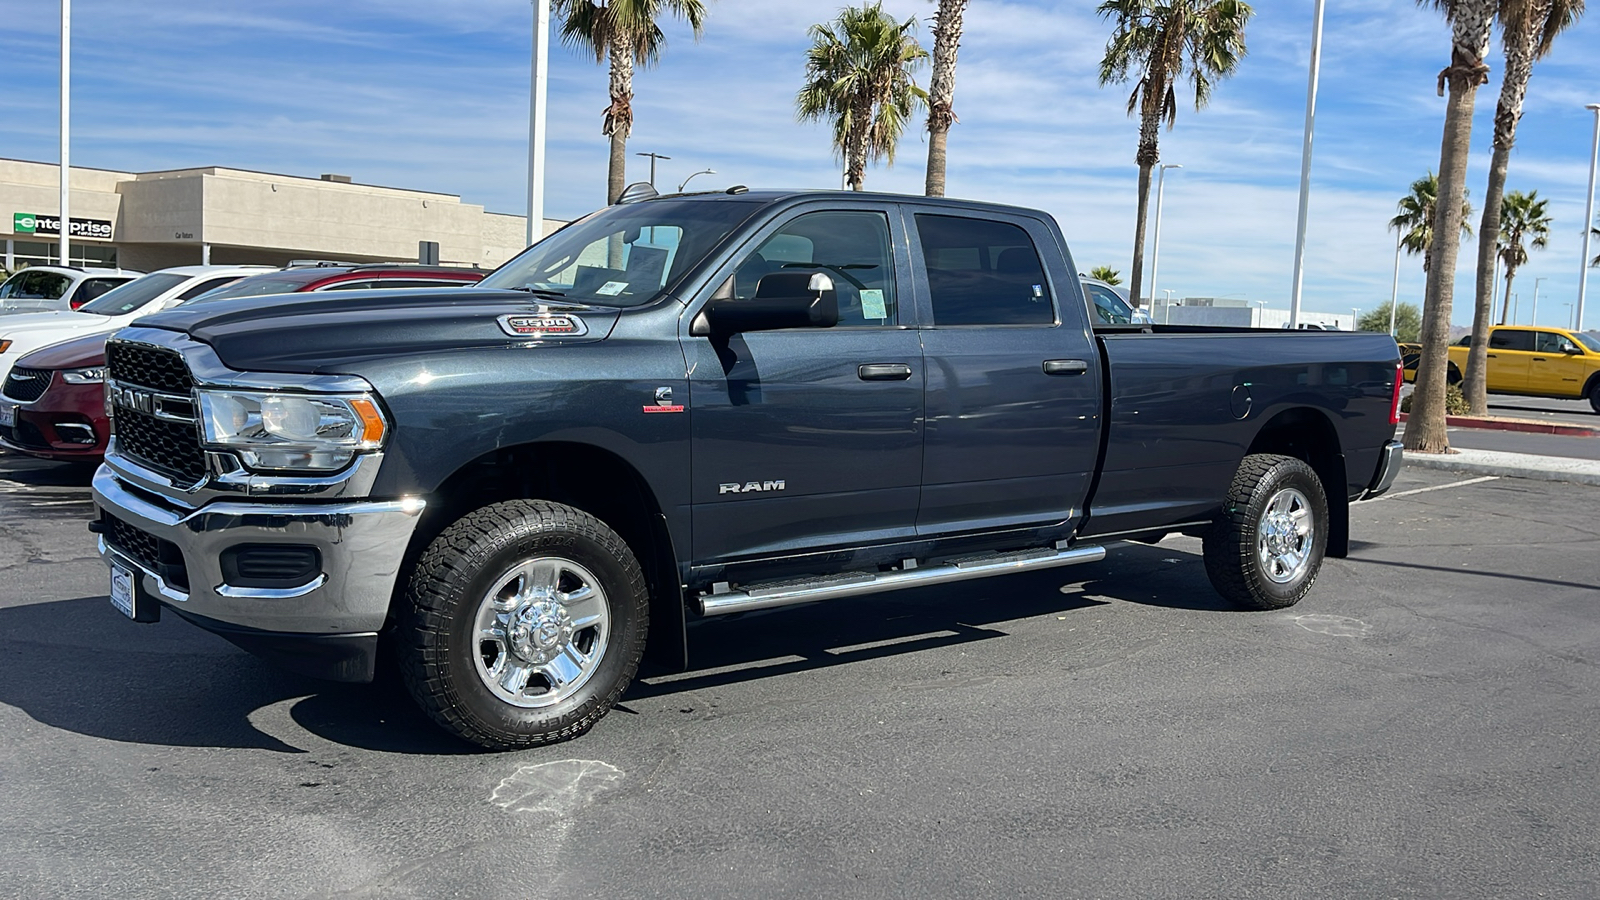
[1574,332,1600,353]
[77,272,189,316]
[190,274,322,302]
[478,199,764,307]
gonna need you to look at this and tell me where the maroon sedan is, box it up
[0,263,485,463]
[0,332,108,462]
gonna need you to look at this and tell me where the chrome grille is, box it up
[2,367,51,403]
[114,410,208,486]
[106,342,193,394]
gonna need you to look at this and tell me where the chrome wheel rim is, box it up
[1257,487,1314,585]
[472,556,610,709]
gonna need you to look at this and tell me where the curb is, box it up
[1396,412,1600,437]
[1402,447,1600,487]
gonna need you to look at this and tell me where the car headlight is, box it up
[61,367,106,384]
[198,390,387,472]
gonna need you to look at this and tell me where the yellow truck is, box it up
[1446,326,1600,413]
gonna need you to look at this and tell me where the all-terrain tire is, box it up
[399,500,648,750]
[1203,454,1329,611]
[1588,380,1600,415]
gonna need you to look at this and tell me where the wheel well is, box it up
[1583,370,1600,400]
[399,442,687,671]
[1246,408,1349,558]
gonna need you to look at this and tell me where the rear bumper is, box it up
[1362,440,1404,499]
[91,464,426,681]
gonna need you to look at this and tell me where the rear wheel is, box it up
[399,500,648,749]
[1204,454,1329,610]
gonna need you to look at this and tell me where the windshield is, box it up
[78,272,188,316]
[191,274,322,302]
[1574,332,1600,353]
[478,199,763,307]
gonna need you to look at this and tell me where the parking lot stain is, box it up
[489,759,624,815]
[1291,614,1374,638]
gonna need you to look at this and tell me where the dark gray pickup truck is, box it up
[91,188,1404,748]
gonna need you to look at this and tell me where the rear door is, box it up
[908,210,1101,535]
[685,204,924,563]
[1485,328,1534,392]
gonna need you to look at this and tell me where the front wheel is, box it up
[399,500,649,749]
[1588,381,1600,415]
[1203,454,1329,610]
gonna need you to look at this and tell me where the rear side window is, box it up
[916,215,1054,326]
[178,277,244,301]
[1488,330,1535,352]
[73,278,127,303]
[4,271,71,300]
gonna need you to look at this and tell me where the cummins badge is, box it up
[497,314,589,338]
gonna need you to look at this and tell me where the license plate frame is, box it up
[109,559,159,622]
[0,402,13,428]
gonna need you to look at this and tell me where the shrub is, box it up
[1400,384,1468,416]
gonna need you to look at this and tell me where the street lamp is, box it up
[59,0,71,266]
[636,151,672,187]
[1532,276,1546,325]
[1388,230,1402,335]
[1578,102,1600,332]
[1564,302,1574,329]
[1288,0,1328,330]
[677,168,716,192]
[526,0,550,247]
[1148,163,1182,309]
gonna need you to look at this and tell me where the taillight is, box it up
[69,298,86,310]
[1389,362,1403,425]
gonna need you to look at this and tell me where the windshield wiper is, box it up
[506,286,571,299]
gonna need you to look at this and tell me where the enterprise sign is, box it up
[12,212,113,240]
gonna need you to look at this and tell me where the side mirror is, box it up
[1567,346,1584,355]
[691,273,839,337]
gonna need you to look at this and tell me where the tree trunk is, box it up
[1408,19,1494,454]
[847,94,871,191]
[1501,265,1517,325]
[603,41,636,206]
[924,0,966,198]
[1127,111,1161,309]
[1467,13,1539,415]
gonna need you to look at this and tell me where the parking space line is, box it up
[1369,475,1499,501]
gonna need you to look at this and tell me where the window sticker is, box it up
[859,289,887,320]
[596,281,629,296]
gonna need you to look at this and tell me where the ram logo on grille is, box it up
[111,384,157,415]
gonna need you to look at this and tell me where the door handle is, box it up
[1043,359,1090,376]
[1532,357,1547,362]
[1486,353,1497,357]
[858,363,913,381]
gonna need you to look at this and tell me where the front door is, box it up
[907,210,1102,535]
[1529,330,1587,397]
[686,207,923,564]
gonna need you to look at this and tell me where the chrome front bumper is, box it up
[1363,440,1405,499]
[92,465,426,635]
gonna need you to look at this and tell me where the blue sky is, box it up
[5,0,1600,327]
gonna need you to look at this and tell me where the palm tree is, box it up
[1465,0,1583,415]
[1493,190,1551,324]
[1390,172,1473,275]
[1089,265,1123,285]
[798,3,929,192]
[923,0,969,197]
[1406,0,1498,456]
[1097,0,1252,308]
[554,0,708,205]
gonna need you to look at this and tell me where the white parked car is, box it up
[1079,276,1150,325]
[0,265,273,384]
[0,265,143,315]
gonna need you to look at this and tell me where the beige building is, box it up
[2,158,563,273]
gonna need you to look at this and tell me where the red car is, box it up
[0,264,485,463]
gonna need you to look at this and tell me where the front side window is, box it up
[77,272,188,316]
[728,210,899,327]
[480,199,763,308]
[1535,331,1578,354]
[1488,330,1535,352]
[916,214,1054,326]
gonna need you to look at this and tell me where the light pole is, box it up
[677,169,716,192]
[1288,0,1327,330]
[1162,289,1175,324]
[1148,163,1182,310]
[636,152,672,188]
[1388,230,1402,335]
[1564,302,1574,329]
[1578,102,1600,332]
[57,0,69,264]
[526,0,550,247]
[1532,276,1545,325]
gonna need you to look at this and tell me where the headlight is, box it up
[198,390,387,472]
[61,367,106,384]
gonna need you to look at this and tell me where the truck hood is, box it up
[132,288,621,374]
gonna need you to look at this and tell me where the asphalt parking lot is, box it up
[2,451,1597,899]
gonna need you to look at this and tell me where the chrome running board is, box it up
[696,544,1107,616]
